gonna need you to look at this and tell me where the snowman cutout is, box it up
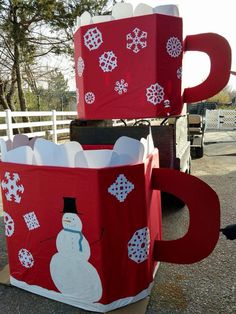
[50,197,102,302]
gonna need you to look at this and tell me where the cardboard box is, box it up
[0,264,10,285]
[0,150,161,312]
[74,14,183,119]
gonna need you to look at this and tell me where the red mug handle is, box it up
[152,168,220,264]
[183,33,231,103]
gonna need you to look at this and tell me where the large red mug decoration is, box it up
[74,13,231,119]
[0,148,220,312]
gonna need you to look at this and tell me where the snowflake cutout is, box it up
[1,172,24,203]
[77,56,85,77]
[85,92,95,104]
[99,51,117,72]
[126,27,147,53]
[18,248,34,268]
[146,82,164,105]
[177,66,182,79]
[128,227,150,264]
[23,211,40,231]
[166,37,182,58]
[4,212,14,237]
[114,79,128,95]
[84,27,103,51]
[108,174,134,202]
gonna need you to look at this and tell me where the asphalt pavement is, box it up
[0,130,236,313]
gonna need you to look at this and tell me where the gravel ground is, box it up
[0,131,236,313]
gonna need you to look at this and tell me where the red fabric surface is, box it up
[82,144,113,150]
[0,150,161,304]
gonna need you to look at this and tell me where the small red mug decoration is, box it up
[74,14,231,119]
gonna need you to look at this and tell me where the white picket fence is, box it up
[205,109,236,130]
[0,109,77,143]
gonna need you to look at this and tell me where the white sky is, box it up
[128,0,236,89]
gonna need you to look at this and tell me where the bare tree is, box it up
[0,0,111,133]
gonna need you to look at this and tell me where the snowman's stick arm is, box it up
[90,227,105,246]
[40,236,56,243]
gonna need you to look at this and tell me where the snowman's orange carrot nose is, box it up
[63,219,71,223]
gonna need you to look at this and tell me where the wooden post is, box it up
[5,109,13,141]
[52,110,57,143]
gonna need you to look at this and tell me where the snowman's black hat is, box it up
[62,197,78,214]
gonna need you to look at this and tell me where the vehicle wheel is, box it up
[186,157,191,174]
[161,192,185,209]
[195,146,204,158]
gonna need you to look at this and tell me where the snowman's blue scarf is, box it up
[63,228,83,252]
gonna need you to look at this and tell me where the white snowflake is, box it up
[108,174,134,202]
[1,172,24,203]
[99,51,118,72]
[177,66,182,79]
[4,212,14,237]
[126,27,147,53]
[166,37,182,58]
[77,56,85,77]
[146,83,164,105]
[84,27,103,51]
[114,79,128,95]
[23,211,40,231]
[85,92,95,104]
[128,227,150,264]
[18,248,34,268]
